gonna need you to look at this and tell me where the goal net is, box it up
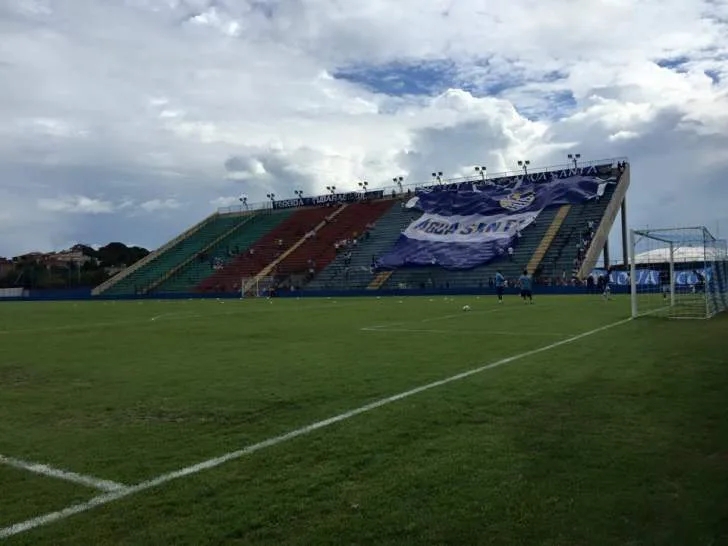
[630,227,728,319]
[240,276,276,298]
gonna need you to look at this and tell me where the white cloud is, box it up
[37,195,115,214]
[0,0,727,257]
[210,196,243,208]
[139,198,182,213]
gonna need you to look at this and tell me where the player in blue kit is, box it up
[518,269,534,304]
[495,270,505,304]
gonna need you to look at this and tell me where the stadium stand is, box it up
[98,212,257,296]
[381,207,561,290]
[275,200,394,289]
[196,206,335,293]
[379,162,624,290]
[538,176,619,282]
[150,211,292,293]
[305,201,422,290]
[93,159,628,297]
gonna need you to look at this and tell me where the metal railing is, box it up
[216,157,627,215]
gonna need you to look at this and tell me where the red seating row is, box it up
[276,201,393,277]
[196,206,332,292]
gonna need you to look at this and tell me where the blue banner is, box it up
[591,268,713,286]
[378,175,611,270]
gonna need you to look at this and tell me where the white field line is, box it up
[149,311,199,322]
[361,327,567,336]
[0,315,633,541]
[0,455,127,493]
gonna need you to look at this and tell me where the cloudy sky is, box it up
[1,0,727,258]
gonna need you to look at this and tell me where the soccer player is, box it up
[518,269,533,304]
[495,270,505,304]
[602,272,612,301]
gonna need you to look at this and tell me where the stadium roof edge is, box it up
[218,156,628,215]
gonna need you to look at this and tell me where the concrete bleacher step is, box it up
[100,213,245,296]
[527,205,571,274]
[145,213,258,294]
[304,201,421,291]
[153,211,292,293]
[197,206,333,293]
[93,212,218,295]
[284,200,395,289]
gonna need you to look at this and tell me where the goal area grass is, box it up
[1,295,727,545]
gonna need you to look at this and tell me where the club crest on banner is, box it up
[499,190,535,212]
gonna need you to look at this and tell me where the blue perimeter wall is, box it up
[1,286,631,302]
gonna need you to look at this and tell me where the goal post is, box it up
[630,226,728,319]
[240,276,276,298]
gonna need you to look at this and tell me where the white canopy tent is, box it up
[634,245,724,265]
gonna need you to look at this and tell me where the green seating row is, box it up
[153,211,292,293]
[104,214,252,295]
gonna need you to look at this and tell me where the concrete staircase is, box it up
[527,205,571,274]
[367,271,393,290]
[145,213,257,294]
[242,204,349,295]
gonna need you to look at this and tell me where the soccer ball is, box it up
[462,305,471,312]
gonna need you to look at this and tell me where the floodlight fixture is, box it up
[474,165,487,181]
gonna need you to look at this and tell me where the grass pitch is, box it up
[1,295,727,545]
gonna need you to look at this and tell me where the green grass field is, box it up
[1,295,727,545]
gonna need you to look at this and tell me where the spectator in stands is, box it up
[507,246,514,261]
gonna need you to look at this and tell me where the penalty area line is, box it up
[0,454,128,493]
[0,315,633,541]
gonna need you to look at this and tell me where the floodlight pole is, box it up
[630,229,638,319]
[621,198,629,267]
[669,242,676,307]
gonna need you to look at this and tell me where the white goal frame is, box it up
[630,226,728,319]
[240,276,275,298]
